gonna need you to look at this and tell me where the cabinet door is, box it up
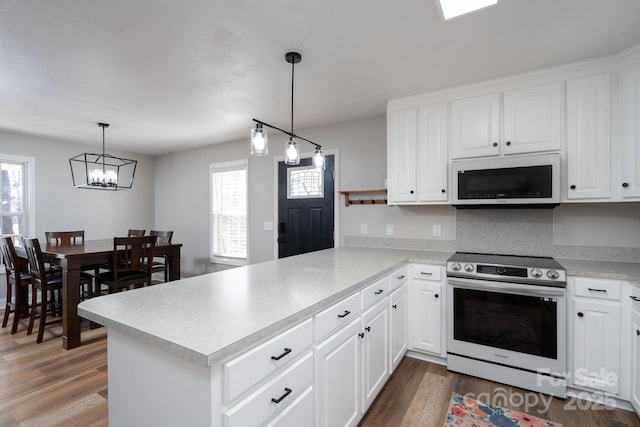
[389,284,408,372]
[631,309,640,415]
[410,281,442,355]
[621,63,640,199]
[572,299,621,394]
[387,109,417,203]
[314,318,361,427]
[503,82,563,155]
[361,299,389,412]
[566,75,611,200]
[451,93,500,159]
[417,103,448,202]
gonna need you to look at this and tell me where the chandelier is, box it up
[69,123,137,190]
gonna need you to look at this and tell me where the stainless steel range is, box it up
[446,252,567,397]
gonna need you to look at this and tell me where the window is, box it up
[0,154,35,239]
[210,160,248,265]
[287,165,324,199]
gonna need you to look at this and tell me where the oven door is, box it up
[447,277,566,376]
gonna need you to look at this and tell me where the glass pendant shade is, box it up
[284,137,300,165]
[313,147,325,170]
[250,124,268,156]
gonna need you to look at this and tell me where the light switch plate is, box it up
[360,224,368,235]
[386,224,394,236]
[264,221,273,231]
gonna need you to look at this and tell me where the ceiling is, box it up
[2,0,640,156]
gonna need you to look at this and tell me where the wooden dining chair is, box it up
[22,237,65,343]
[149,230,173,283]
[45,230,97,298]
[96,236,156,293]
[127,229,146,237]
[1,236,34,334]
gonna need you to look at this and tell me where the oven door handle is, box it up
[448,278,565,297]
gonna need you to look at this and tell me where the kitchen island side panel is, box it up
[108,330,221,427]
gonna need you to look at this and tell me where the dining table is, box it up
[17,238,182,350]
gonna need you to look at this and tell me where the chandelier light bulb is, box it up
[314,148,325,170]
[251,124,268,156]
[285,137,300,165]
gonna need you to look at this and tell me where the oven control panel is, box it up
[447,261,566,286]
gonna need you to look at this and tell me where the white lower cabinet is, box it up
[389,283,409,371]
[314,317,362,427]
[569,277,627,396]
[409,264,445,356]
[631,299,640,415]
[361,298,390,412]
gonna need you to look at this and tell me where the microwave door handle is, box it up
[448,278,565,297]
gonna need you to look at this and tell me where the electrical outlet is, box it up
[386,224,394,236]
[433,224,441,237]
[360,224,368,235]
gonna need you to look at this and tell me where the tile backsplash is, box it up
[345,207,640,263]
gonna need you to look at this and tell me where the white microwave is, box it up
[452,153,560,208]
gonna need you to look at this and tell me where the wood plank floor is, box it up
[360,356,640,427]
[2,312,639,427]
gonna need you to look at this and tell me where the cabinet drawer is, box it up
[224,351,313,427]
[361,276,390,310]
[224,319,313,403]
[389,266,408,292]
[411,264,441,281]
[265,385,313,427]
[573,277,620,301]
[315,293,360,342]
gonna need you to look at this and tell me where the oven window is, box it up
[453,288,557,359]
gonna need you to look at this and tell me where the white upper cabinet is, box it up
[417,103,448,202]
[387,109,417,203]
[503,82,563,155]
[387,103,448,205]
[565,74,611,200]
[451,94,500,158]
[451,83,563,159]
[621,62,640,199]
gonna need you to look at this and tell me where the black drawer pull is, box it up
[271,348,292,361]
[365,326,371,332]
[397,275,405,280]
[271,387,292,404]
[337,310,351,318]
[392,304,398,309]
[420,272,432,276]
[578,312,584,317]
[630,296,640,301]
[588,288,607,293]
[637,330,640,336]
[359,332,365,339]
[374,289,384,295]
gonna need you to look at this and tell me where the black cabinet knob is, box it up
[359,332,364,339]
[578,312,584,317]
[441,189,446,193]
[623,182,629,188]
[434,294,439,298]
[492,142,498,147]
[392,304,398,309]
[636,330,640,336]
[506,141,511,146]
[570,185,576,190]
[410,190,414,194]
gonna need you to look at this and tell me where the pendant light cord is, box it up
[290,59,295,135]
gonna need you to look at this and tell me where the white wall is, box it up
[155,113,640,276]
[0,130,156,239]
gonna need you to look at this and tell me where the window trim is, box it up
[209,159,249,267]
[0,153,36,239]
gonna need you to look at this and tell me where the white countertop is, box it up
[78,246,451,367]
[557,258,640,284]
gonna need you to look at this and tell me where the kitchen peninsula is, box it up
[78,246,451,426]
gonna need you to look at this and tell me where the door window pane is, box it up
[288,166,324,199]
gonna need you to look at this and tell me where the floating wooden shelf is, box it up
[338,189,387,207]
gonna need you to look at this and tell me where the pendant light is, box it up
[69,123,137,190]
[251,52,325,169]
